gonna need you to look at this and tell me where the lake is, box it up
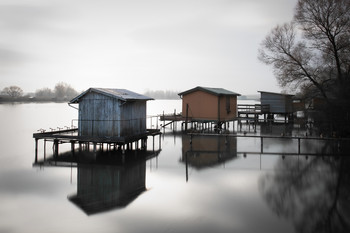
[0,100,348,233]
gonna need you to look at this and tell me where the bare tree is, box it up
[54,82,78,100]
[2,86,23,98]
[259,0,350,100]
[35,87,53,98]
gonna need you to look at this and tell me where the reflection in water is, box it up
[181,134,237,169]
[69,160,146,215]
[181,134,237,181]
[259,156,350,233]
[35,150,158,215]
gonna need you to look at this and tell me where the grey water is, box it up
[0,100,348,233]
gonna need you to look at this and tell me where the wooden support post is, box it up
[71,140,75,155]
[260,137,263,154]
[142,139,147,150]
[185,104,189,132]
[185,152,188,182]
[298,138,301,154]
[35,138,38,163]
[159,134,161,149]
[54,139,59,158]
[44,139,47,160]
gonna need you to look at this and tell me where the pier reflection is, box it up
[181,134,237,181]
[34,150,159,215]
[259,155,350,233]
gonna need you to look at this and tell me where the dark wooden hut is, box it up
[258,91,294,122]
[70,88,153,138]
[178,86,240,123]
[258,91,294,114]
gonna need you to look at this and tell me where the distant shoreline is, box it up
[0,95,260,103]
[0,96,71,103]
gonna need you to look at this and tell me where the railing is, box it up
[238,104,270,114]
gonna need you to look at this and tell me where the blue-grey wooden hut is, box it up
[70,88,153,138]
[258,91,294,114]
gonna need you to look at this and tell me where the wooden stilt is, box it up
[71,140,75,155]
[35,139,38,163]
[44,139,46,160]
[54,139,59,158]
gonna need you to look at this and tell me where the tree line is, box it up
[0,82,79,102]
[143,90,180,99]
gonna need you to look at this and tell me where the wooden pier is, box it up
[187,132,350,156]
[33,128,162,162]
[159,103,292,133]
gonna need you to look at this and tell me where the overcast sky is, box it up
[0,0,297,95]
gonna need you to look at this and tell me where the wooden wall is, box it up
[260,92,293,114]
[181,90,238,121]
[78,92,147,137]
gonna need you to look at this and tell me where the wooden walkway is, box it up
[187,132,350,156]
[33,128,162,162]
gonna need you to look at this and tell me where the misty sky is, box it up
[0,0,297,95]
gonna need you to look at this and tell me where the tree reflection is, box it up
[259,155,350,233]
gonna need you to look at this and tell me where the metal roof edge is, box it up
[69,88,153,103]
[178,86,241,96]
[258,90,294,96]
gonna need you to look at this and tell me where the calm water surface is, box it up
[0,100,348,233]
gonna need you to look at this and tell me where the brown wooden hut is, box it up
[70,88,153,138]
[178,86,240,123]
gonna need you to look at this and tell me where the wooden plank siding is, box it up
[180,88,239,122]
[120,101,147,137]
[259,91,294,114]
[78,92,121,137]
[75,90,149,138]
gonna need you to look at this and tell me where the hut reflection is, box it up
[68,158,146,215]
[34,149,159,215]
[181,134,237,181]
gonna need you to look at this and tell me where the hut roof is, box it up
[70,88,153,103]
[258,91,294,96]
[178,86,240,97]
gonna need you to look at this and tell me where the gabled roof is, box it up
[70,88,153,103]
[178,86,240,96]
[258,91,294,96]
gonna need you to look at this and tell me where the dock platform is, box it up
[33,128,162,162]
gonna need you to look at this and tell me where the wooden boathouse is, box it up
[33,88,161,161]
[237,91,295,126]
[259,91,294,120]
[70,88,152,137]
[178,86,241,130]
